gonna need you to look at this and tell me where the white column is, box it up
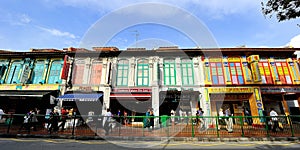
[99,58,106,85]
[152,86,160,128]
[83,58,91,84]
[159,58,164,86]
[128,57,135,86]
[193,57,200,86]
[198,56,205,87]
[102,87,111,115]
[175,57,181,86]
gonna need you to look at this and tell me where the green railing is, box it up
[0,114,300,138]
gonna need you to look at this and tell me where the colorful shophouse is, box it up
[87,46,300,126]
[56,47,114,116]
[109,48,154,121]
[202,48,300,125]
[2,46,299,127]
[108,47,204,126]
[0,49,67,115]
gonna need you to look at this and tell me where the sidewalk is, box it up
[1,123,300,142]
[1,133,300,142]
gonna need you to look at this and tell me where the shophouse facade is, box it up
[0,49,67,116]
[202,48,300,125]
[56,47,114,116]
[106,47,300,126]
[0,47,300,127]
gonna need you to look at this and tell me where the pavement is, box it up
[1,133,300,142]
[1,123,300,142]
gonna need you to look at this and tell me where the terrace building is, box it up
[0,47,300,127]
[0,49,67,115]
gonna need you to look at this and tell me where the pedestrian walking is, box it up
[270,108,283,132]
[48,109,59,134]
[18,110,32,133]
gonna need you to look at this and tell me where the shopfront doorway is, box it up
[210,93,252,124]
[262,94,285,115]
[159,90,199,117]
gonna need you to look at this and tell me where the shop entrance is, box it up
[262,94,285,114]
[110,98,151,123]
[210,93,252,124]
[159,90,199,117]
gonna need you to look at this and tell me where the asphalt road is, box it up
[1,138,300,150]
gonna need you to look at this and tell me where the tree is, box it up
[261,0,300,22]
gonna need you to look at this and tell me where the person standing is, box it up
[30,109,38,131]
[143,108,150,128]
[243,107,252,125]
[123,110,128,125]
[117,109,122,125]
[179,108,183,123]
[225,107,233,133]
[149,108,155,131]
[270,108,281,132]
[218,108,224,130]
[59,107,68,131]
[103,108,112,135]
[0,108,4,120]
[131,110,136,123]
[170,109,176,125]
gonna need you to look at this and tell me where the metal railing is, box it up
[0,114,300,138]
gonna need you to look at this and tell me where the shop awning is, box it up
[0,91,52,97]
[56,93,103,102]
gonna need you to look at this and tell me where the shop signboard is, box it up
[72,86,99,92]
[260,87,300,93]
[250,62,262,82]
[208,87,253,93]
[0,85,16,90]
[113,88,152,93]
[22,84,60,90]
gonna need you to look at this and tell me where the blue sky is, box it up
[0,0,300,51]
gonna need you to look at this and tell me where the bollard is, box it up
[72,115,76,136]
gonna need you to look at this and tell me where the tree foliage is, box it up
[261,0,300,22]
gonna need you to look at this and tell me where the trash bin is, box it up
[161,115,169,127]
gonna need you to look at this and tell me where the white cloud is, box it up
[19,14,31,24]
[37,26,77,39]
[288,34,300,48]
[0,12,32,25]
[286,34,300,58]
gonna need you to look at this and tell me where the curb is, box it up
[1,134,300,142]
